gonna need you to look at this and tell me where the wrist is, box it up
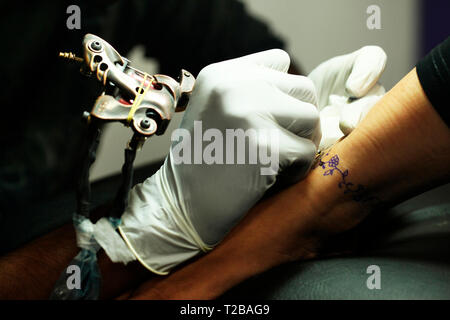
[290,153,370,242]
[296,68,450,241]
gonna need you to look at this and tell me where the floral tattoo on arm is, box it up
[316,153,381,205]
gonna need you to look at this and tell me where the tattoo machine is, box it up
[50,34,195,300]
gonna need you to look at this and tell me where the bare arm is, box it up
[0,204,150,300]
[128,68,450,299]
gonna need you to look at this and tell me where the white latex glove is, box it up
[111,50,321,274]
[308,46,387,150]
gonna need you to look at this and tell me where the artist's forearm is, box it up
[0,204,149,300]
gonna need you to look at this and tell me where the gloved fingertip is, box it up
[318,105,344,151]
[287,75,318,105]
[237,48,291,72]
[269,48,291,72]
[339,94,383,135]
[345,46,387,98]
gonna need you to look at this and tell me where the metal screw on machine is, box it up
[140,118,151,129]
[90,41,102,51]
[139,118,157,132]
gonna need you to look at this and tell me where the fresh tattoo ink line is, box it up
[317,153,381,205]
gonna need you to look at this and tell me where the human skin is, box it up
[0,57,303,301]
[124,68,450,299]
[0,204,152,300]
[0,68,448,300]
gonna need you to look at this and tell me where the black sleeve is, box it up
[416,36,450,126]
[117,0,285,78]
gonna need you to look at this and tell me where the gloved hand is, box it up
[113,50,321,274]
[308,46,387,150]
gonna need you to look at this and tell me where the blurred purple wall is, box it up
[421,0,450,57]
